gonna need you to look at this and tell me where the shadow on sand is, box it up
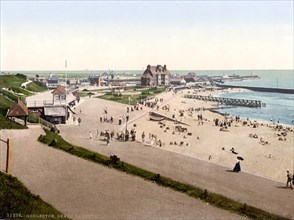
[275,186,292,189]
[226,170,236,173]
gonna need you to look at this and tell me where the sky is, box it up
[0,1,293,71]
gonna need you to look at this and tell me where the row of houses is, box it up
[30,65,212,89]
[140,65,211,87]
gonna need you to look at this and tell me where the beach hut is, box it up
[6,100,29,126]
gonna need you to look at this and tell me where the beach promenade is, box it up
[57,93,293,219]
[1,89,293,219]
[1,127,244,219]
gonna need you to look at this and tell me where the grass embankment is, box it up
[0,171,67,219]
[38,129,288,220]
[0,90,28,129]
[97,86,166,105]
[0,95,13,115]
[0,89,20,102]
[0,115,27,129]
[26,81,47,92]
[0,74,45,128]
[0,92,26,129]
[0,74,27,88]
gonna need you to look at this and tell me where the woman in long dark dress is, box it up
[233,161,241,172]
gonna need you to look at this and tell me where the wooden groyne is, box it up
[184,94,265,108]
[217,85,294,94]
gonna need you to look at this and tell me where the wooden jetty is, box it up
[184,95,265,108]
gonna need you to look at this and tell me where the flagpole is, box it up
[65,59,68,124]
[65,59,67,86]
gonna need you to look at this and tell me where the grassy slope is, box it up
[38,129,288,220]
[0,115,27,129]
[0,89,20,102]
[0,95,13,114]
[11,87,33,96]
[0,94,27,129]
[0,74,41,129]
[26,81,47,92]
[0,171,67,219]
[0,74,27,89]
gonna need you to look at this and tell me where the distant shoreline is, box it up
[1,69,294,72]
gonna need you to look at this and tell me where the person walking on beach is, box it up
[233,161,241,172]
[105,130,110,146]
[292,170,294,187]
[78,117,81,126]
[286,170,292,189]
[141,132,145,142]
[89,131,92,140]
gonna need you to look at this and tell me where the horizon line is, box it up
[1,68,293,72]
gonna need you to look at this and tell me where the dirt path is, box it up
[0,126,243,219]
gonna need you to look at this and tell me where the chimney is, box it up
[156,65,161,72]
[163,65,166,71]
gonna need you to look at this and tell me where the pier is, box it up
[184,94,265,108]
[216,85,294,94]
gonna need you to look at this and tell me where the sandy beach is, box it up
[125,88,293,183]
[60,87,293,183]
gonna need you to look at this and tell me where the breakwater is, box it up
[217,85,294,94]
[184,94,265,108]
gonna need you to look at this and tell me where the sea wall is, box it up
[217,85,294,94]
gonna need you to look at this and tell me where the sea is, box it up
[5,69,294,125]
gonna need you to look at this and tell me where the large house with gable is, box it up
[141,64,171,86]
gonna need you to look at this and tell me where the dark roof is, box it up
[52,85,66,95]
[181,75,197,82]
[89,75,101,79]
[7,100,29,117]
[142,65,171,78]
[47,77,59,83]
